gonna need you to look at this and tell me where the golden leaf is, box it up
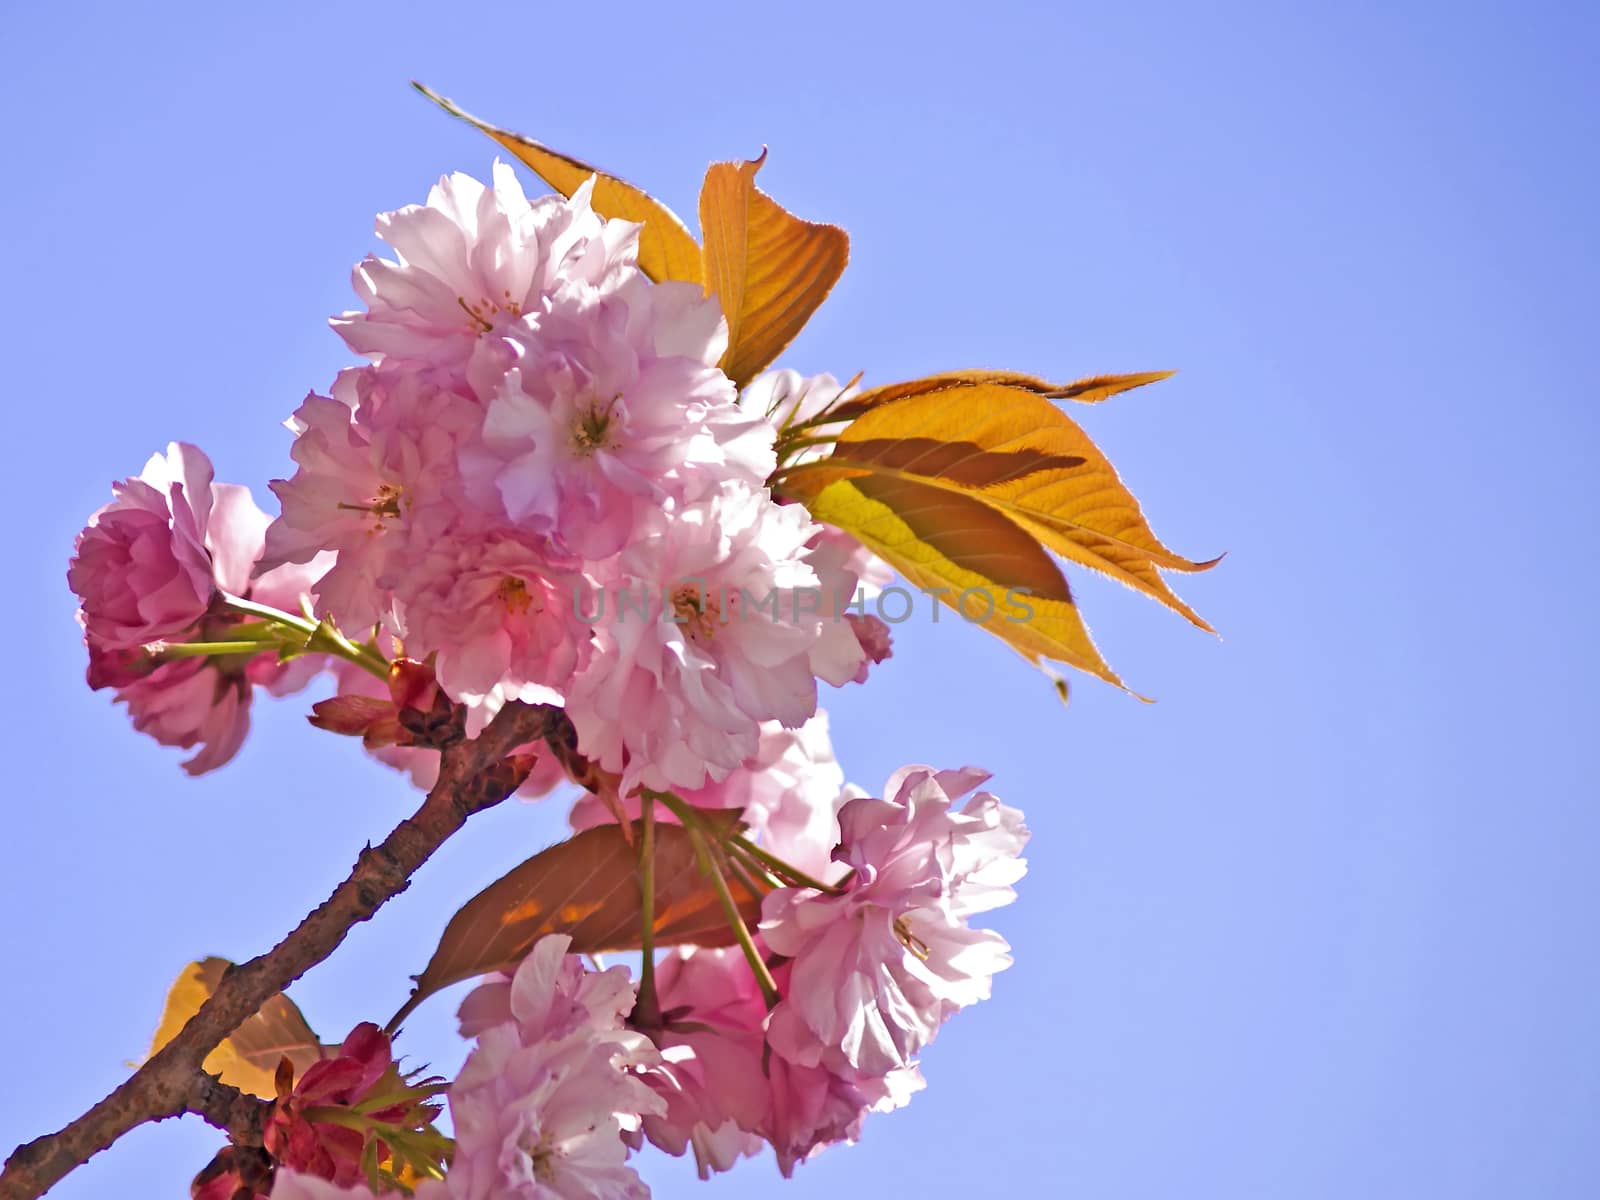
[783,380,1215,630]
[699,153,849,388]
[779,378,1217,688]
[801,475,1133,689]
[1052,370,1179,403]
[412,82,702,285]
[145,958,323,1098]
[822,369,1177,424]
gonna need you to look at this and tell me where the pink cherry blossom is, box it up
[384,524,591,736]
[445,1026,661,1200]
[332,165,638,382]
[762,1045,924,1178]
[258,367,481,632]
[802,526,895,685]
[444,941,660,1200]
[68,442,220,650]
[455,934,636,1043]
[761,767,1028,1076]
[106,656,250,776]
[91,587,327,777]
[845,613,893,680]
[89,588,327,776]
[636,947,768,1177]
[565,484,863,793]
[72,447,328,775]
[70,443,323,637]
[636,947,919,1178]
[464,278,771,559]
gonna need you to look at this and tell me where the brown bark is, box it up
[183,1074,269,1146]
[0,701,557,1200]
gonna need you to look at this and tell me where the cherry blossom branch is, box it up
[0,701,558,1200]
[184,1074,270,1146]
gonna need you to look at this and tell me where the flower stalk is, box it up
[633,796,662,1028]
[686,822,780,1008]
[220,592,390,679]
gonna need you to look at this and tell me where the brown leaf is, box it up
[699,153,849,388]
[413,82,703,285]
[146,959,324,1098]
[394,818,765,1023]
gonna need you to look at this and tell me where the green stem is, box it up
[220,592,316,630]
[655,789,847,894]
[220,593,389,680]
[713,841,769,917]
[775,371,864,433]
[154,640,272,658]
[773,433,839,456]
[651,790,701,829]
[729,834,844,894]
[634,797,661,1027]
[689,825,780,1007]
[721,839,787,890]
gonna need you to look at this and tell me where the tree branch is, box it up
[184,1074,269,1146]
[0,701,558,1200]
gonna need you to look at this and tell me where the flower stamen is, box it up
[672,584,721,642]
[336,483,403,534]
[894,916,931,961]
[499,576,534,615]
[456,294,495,333]
[572,393,622,455]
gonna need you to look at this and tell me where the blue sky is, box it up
[3,1,1597,1196]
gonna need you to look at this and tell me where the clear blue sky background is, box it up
[3,2,1596,1196]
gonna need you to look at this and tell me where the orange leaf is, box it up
[796,474,1135,691]
[145,959,324,1098]
[782,380,1216,633]
[822,369,1177,424]
[699,153,849,388]
[1053,370,1178,403]
[391,818,766,1025]
[413,82,703,285]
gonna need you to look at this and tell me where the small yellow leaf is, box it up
[699,153,849,388]
[413,82,703,285]
[801,475,1135,691]
[146,958,323,1098]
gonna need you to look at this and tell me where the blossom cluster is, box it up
[70,167,891,792]
[267,757,1026,1198]
[66,162,1027,1195]
[262,165,887,794]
